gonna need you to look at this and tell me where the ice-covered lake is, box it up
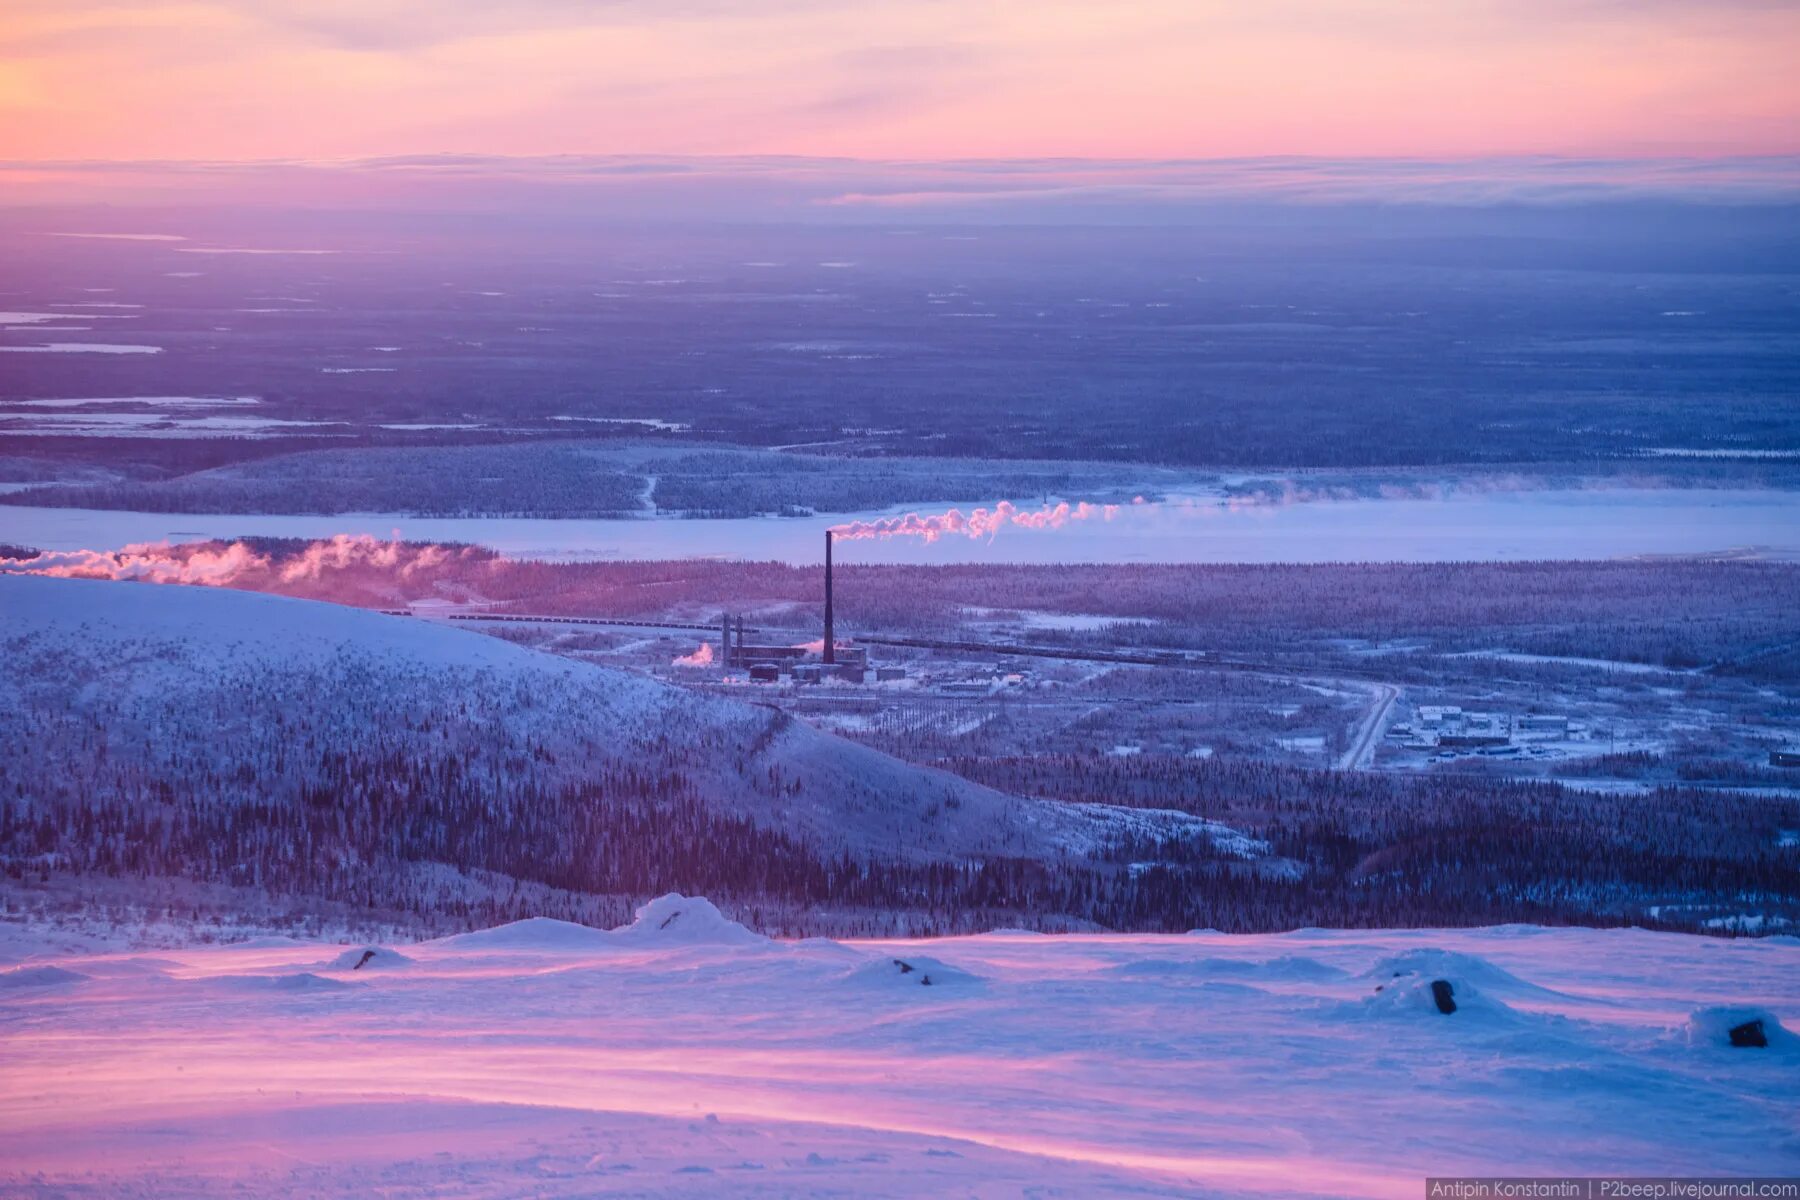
[3,487,1796,564]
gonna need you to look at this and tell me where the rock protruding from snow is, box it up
[611,895,767,947]
[329,947,415,972]
[1686,1006,1796,1053]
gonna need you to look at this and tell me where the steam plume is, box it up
[2,540,274,584]
[830,499,1124,543]
[828,475,1650,545]
[1,534,487,589]
[671,642,715,667]
[275,534,467,582]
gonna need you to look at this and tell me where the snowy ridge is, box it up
[0,575,1237,869]
[1,912,1795,1196]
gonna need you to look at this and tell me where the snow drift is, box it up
[428,897,767,954]
[0,965,88,990]
[2,920,1795,1197]
[610,894,768,948]
[1361,947,1567,1000]
[429,918,618,953]
[843,953,983,990]
[1338,947,1581,1023]
[327,946,415,972]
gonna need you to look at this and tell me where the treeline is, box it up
[0,442,648,518]
[0,441,1154,520]
[932,752,1800,931]
[13,735,1794,936]
[642,448,1149,518]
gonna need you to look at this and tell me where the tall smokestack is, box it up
[823,529,835,665]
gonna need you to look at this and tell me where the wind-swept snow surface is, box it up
[2,904,1795,1197]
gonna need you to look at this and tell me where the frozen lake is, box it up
[2,487,1796,564]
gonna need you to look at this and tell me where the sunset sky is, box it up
[2,0,1797,165]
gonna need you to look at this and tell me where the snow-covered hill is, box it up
[0,576,1253,930]
[1,898,1794,1197]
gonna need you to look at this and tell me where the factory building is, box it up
[717,530,902,684]
[1436,727,1512,749]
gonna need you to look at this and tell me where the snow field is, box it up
[2,898,1796,1198]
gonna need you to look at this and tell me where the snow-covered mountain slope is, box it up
[1,900,1794,1197]
[0,576,1250,919]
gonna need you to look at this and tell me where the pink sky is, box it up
[1,0,1797,163]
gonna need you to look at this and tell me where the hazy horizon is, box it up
[5,153,1800,225]
[5,1,1798,162]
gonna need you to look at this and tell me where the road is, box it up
[1337,682,1400,771]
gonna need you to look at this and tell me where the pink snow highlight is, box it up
[1,917,1794,1196]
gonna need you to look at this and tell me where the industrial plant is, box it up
[715,531,881,683]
